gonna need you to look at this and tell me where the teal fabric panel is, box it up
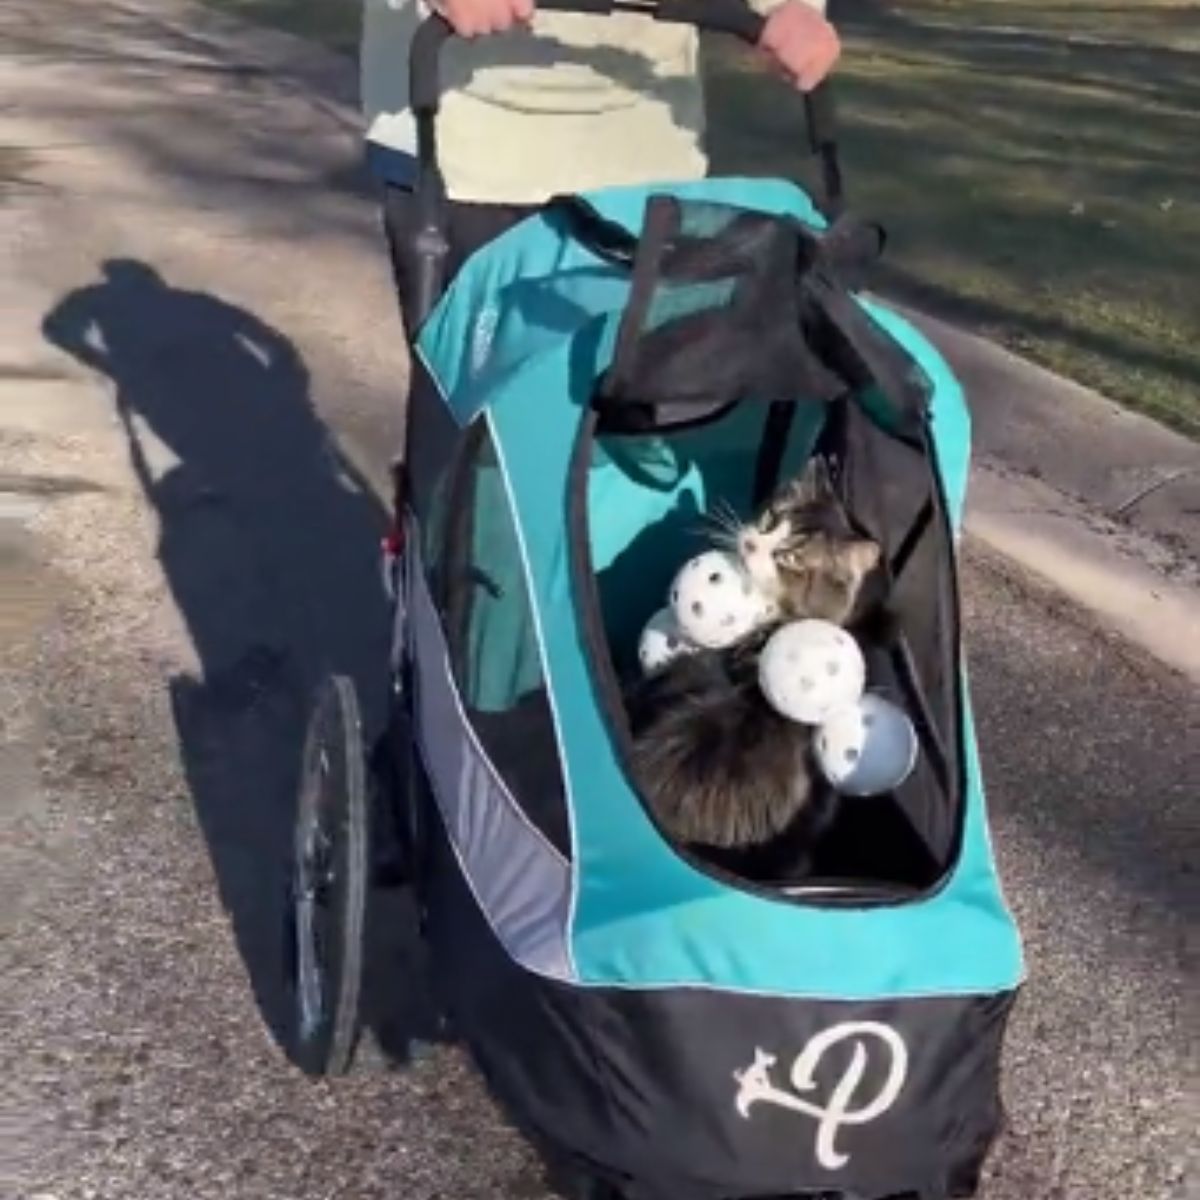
[587,437,703,576]
[416,177,827,422]
[424,176,1020,999]
[586,440,705,674]
[588,403,826,669]
[488,316,1023,999]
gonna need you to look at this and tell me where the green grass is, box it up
[705,0,1200,434]
[201,0,1200,434]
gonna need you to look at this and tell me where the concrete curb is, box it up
[964,465,1200,686]
[892,304,1200,567]
[894,306,1199,683]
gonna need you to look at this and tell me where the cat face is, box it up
[735,461,882,625]
[737,506,794,596]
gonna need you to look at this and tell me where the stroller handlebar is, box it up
[404,0,842,326]
[409,0,837,156]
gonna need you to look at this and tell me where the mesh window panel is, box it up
[598,197,850,427]
[437,419,572,858]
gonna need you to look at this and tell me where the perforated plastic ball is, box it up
[669,550,765,650]
[815,693,919,795]
[637,606,695,674]
[757,619,866,725]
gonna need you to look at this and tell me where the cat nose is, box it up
[744,537,758,553]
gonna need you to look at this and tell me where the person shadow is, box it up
[41,259,433,1065]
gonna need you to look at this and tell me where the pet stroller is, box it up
[286,4,1024,1199]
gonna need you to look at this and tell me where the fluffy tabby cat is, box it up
[625,458,885,879]
[735,458,885,629]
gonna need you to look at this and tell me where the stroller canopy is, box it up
[410,176,1022,1002]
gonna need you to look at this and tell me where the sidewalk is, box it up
[900,306,1199,567]
[899,307,1200,685]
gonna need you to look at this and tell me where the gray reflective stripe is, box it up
[407,551,575,981]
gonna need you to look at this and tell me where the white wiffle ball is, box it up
[814,693,919,795]
[757,619,866,725]
[637,606,695,674]
[669,550,766,650]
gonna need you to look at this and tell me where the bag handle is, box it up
[589,197,896,433]
[407,0,842,325]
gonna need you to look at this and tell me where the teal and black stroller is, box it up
[287,5,1024,1199]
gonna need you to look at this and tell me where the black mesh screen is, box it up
[595,197,845,428]
[590,196,896,435]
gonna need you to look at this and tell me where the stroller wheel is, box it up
[286,674,368,1077]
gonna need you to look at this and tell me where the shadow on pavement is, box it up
[41,259,433,1067]
[963,552,1199,932]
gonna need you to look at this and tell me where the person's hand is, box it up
[436,0,534,37]
[760,1,841,92]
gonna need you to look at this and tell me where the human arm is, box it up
[751,0,841,92]
[430,0,533,37]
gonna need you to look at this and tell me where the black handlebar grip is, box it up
[652,0,765,41]
[804,82,835,151]
[409,14,455,114]
[537,0,622,12]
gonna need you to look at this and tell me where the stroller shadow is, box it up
[41,259,432,1064]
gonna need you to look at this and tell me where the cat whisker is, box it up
[697,514,743,553]
[713,498,743,529]
[704,499,746,541]
[699,509,737,537]
[692,524,740,555]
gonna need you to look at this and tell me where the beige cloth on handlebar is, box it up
[361,0,822,205]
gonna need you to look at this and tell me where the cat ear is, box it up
[789,457,827,504]
[844,538,882,578]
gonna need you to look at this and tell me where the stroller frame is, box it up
[283,6,1024,1200]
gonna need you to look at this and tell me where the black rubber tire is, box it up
[287,675,369,1077]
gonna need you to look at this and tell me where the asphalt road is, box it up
[3,3,1196,1199]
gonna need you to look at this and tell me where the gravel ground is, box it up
[5,444,1195,1200]
[2,2,1196,1198]
[2,430,537,1200]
